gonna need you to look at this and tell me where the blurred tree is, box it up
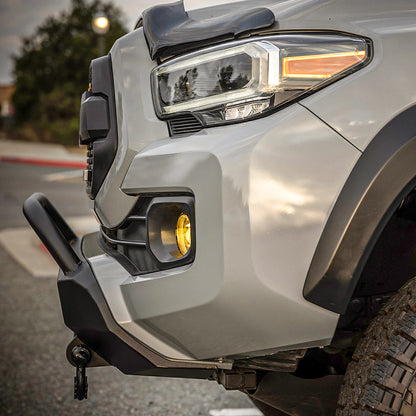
[11,0,127,144]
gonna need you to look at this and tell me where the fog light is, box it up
[176,213,191,256]
[147,196,195,264]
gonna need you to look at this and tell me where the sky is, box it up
[0,0,233,85]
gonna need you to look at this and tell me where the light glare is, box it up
[94,17,109,29]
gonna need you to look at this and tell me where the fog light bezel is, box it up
[146,196,195,265]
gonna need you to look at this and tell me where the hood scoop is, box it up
[140,0,275,60]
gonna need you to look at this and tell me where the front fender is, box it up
[304,105,416,313]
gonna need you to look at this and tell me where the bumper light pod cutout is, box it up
[147,197,195,264]
[151,33,370,128]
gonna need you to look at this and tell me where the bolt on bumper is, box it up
[23,193,232,380]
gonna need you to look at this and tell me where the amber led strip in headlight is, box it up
[282,50,367,79]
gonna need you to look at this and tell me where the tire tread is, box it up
[336,278,416,416]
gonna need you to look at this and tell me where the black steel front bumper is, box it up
[22,193,230,378]
[22,193,346,413]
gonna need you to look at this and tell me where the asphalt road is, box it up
[0,162,254,415]
[0,162,91,229]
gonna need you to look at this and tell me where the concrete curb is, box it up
[0,216,98,278]
[0,155,86,168]
[0,138,86,168]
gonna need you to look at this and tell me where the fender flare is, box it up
[303,105,416,314]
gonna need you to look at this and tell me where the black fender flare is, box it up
[303,105,416,314]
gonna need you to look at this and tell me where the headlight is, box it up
[151,33,370,127]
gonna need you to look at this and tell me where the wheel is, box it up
[337,277,416,415]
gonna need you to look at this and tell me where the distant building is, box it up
[0,84,15,118]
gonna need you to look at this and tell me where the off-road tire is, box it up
[337,277,416,415]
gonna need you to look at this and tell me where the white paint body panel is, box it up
[120,106,359,359]
[90,25,360,359]
[268,0,416,151]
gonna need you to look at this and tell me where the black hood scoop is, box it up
[140,1,276,60]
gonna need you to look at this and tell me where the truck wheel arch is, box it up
[304,105,416,314]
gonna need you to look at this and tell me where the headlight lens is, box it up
[151,34,370,126]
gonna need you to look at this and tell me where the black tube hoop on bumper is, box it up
[22,193,231,378]
[22,192,81,274]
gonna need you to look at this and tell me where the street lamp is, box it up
[92,12,110,56]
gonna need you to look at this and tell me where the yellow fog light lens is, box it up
[176,213,191,256]
[147,197,195,263]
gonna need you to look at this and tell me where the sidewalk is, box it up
[0,138,86,168]
[0,216,99,278]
